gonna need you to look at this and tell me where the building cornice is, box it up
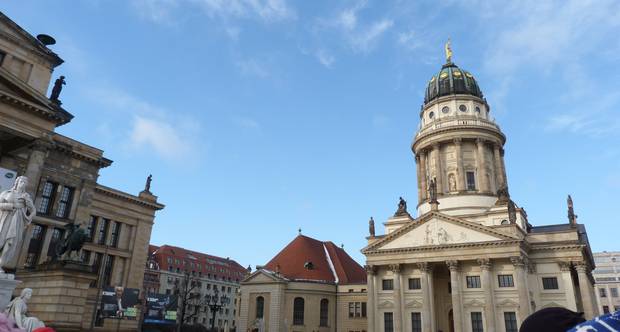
[94,185,164,210]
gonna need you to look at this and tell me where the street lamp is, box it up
[205,288,229,331]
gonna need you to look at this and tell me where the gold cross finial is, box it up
[445,38,453,63]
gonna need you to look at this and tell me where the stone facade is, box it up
[593,251,620,314]
[362,57,597,332]
[237,235,368,332]
[147,244,246,330]
[0,11,164,331]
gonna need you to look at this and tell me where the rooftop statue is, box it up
[394,197,408,216]
[445,39,453,63]
[369,217,375,237]
[0,176,35,272]
[428,179,437,203]
[145,174,153,193]
[49,75,66,102]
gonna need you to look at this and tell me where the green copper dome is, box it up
[424,62,483,104]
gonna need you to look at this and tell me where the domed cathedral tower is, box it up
[413,47,523,228]
[362,42,598,332]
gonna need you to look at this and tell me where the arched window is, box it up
[293,297,304,325]
[255,296,264,319]
[319,299,329,327]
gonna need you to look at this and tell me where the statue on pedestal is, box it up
[5,288,45,332]
[55,222,87,261]
[394,197,408,216]
[0,176,35,272]
[368,217,375,237]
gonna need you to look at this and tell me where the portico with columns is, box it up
[362,46,597,331]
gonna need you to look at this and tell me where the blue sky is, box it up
[4,1,620,267]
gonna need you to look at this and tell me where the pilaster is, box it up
[478,258,496,332]
[418,262,433,332]
[510,256,531,321]
[433,144,443,195]
[420,150,428,202]
[476,138,489,193]
[365,265,377,332]
[389,264,403,332]
[575,262,595,319]
[446,260,463,332]
[454,138,465,192]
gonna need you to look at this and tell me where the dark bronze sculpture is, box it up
[145,174,152,193]
[55,223,87,261]
[49,76,65,102]
[428,179,437,203]
[567,195,577,226]
[394,197,408,216]
[369,217,375,237]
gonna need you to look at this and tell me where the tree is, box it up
[174,272,206,332]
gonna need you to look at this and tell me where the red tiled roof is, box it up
[149,244,247,280]
[264,235,366,285]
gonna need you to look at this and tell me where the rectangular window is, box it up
[382,279,394,290]
[603,306,610,314]
[542,277,559,290]
[109,222,121,248]
[90,253,103,288]
[471,312,483,332]
[25,224,46,267]
[466,171,476,190]
[55,186,74,218]
[348,303,354,318]
[504,312,518,332]
[408,278,421,290]
[0,50,5,66]
[47,228,64,258]
[97,218,109,245]
[102,255,115,286]
[361,302,367,317]
[600,288,607,298]
[38,181,57,215]
[384,312,394,332]
[86,216,97,242]
[611,288,618,298]
[498,274,514,288]
[411,312,422,332]
[466,276,481,288]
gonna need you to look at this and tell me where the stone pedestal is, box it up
[15,261,96,332]
[0,273,21,310]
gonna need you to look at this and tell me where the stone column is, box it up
[476,138,489,193]
[416,155,423,202]
[446,260,463,332]
[558,261,578,311]
[365,265,377,332]
[420,150,428,201]
[454,138,465,192]
[418,262,433,332]
[478,258,496,332]
[433,143,443,194]
[36,226,54,264]
[24,139,51,196]
[390,264,403,332]
[511,256,531,321]
[575,262,595,319]
[493,143,506,190]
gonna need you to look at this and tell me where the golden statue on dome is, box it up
[445,38,453,63]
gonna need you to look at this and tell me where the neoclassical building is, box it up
[0,11,164,331]
[362,50,597,332]
[237,234,368,332]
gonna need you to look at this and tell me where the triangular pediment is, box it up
[242,269,287,284]
[497,298,519,307]
[378,300,394,309]
[405,299,423,308]
[365,212,516,252]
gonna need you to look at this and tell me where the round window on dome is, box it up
[441,106,450,114]
[475,106,481,113]
[459,105,467,112]
[429,111,435,119]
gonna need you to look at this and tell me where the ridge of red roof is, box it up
[264,235,366,285]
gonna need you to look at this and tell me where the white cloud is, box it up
[349,19,393,53]
[131,0,179,23]
[315,49,335,68]
[397,30,422,51]
[130,116,192,159]
[88,87,200,161]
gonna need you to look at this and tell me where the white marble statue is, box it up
[0,176,35,272]
[5,288,44,332]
